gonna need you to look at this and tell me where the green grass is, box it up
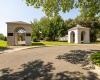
[32,41,100,46]
[32,41,74,46]
[91,52,100,67]
[91,41,100,44]
[0,41,8,50]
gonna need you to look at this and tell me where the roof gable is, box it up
[69,25,90,30]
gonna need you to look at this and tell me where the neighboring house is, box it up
[59,35,68,41]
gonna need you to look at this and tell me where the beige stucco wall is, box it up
[7,23,32,46]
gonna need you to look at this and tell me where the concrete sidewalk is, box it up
[0,44,66,54]
[0,45,52,54]
[0,46,37,54]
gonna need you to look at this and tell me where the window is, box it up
[26,33,31,36]
[8,33,13,36]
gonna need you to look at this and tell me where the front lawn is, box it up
[32,41,72,46]
[0,41,8,50]
[91,52,100,67]
[91,41,100,44]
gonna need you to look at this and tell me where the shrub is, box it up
[32,36,39,42]
[91,52,100,66]
[44,37,51,41]
[4,36,7,41]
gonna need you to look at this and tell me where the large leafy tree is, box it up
[49,15,67,40]
[39,17,51,40]
[26,0,100,17]
[31,15,66,41]
[65,18,76,29]
[31,19,40,41]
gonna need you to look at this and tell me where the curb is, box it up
[95,65,100,71]
[90,65,100,79]
[0,46,34,54]
[0,45,52,54]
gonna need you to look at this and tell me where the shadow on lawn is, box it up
[0,46,8,51]
[0,59,100,80]
[32,42,45,46]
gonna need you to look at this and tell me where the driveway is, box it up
[0,44,100,80]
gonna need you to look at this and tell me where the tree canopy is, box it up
[31,15,100,42]
[31,15,67,41]
[26,0,100,17]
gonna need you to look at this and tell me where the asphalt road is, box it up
[0,44,100,80]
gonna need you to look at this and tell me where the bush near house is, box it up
[32,36,39,42]
[91,52,100,67]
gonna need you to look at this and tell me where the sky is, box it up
[0,0,80,36]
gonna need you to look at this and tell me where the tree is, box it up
[25,0,100,17]
[4,36,7,41]
[31,15,67,41]
[65,18,76,29]
[39,15,66,41]
[50,15,67,40]
[31,19,40,41]
[39,17,51,40]
[0,33,4,40]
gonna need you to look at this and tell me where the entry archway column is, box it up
[14,31,18,45]
[68,31,72,43]
[74,30,81,44]
[7,24,15,46]
[25,33,31,45]
[83,30,90,43]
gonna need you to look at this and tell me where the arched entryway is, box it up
[70,31,75,43]
[81,31,85,43]
[6,21,32,46]
[14,27,26,46]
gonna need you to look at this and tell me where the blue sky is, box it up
[0,0,80,36]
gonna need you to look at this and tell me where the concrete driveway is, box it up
[0,44,100,80]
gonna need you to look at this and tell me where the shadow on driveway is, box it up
[56,50,100,67]
[0,59,100,80]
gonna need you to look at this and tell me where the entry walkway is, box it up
[0,46,32,54]
[0,46,44,54]
[0,44,100,80]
